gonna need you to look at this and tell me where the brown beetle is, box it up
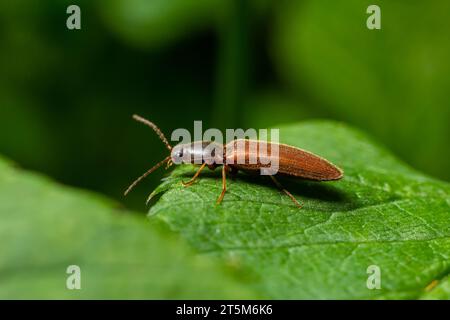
[124,115,343,208]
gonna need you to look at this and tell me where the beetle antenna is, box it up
[124,156,171,196]
[132,114,172,151]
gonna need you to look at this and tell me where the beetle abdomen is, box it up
[224,139,343,181]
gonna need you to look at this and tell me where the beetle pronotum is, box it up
[124,115,343,208]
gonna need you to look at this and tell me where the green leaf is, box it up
[149,120,450,299]
[0,157,257,299]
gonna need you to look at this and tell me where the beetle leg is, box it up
[270,176,303,209]
[182,163,207,187]
[216,165,227,204]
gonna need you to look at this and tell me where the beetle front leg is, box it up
[182,163,207,187]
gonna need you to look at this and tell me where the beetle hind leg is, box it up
[270,176,303,209]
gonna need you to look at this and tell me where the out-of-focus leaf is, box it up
[0,157,257,299]
[149,121,450,299]
[100,0,228,48]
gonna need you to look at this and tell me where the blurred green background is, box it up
[0,0,449,211]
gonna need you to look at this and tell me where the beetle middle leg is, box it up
[270,175,303,209]
[182,163,207,187]
[216,165,228,204]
